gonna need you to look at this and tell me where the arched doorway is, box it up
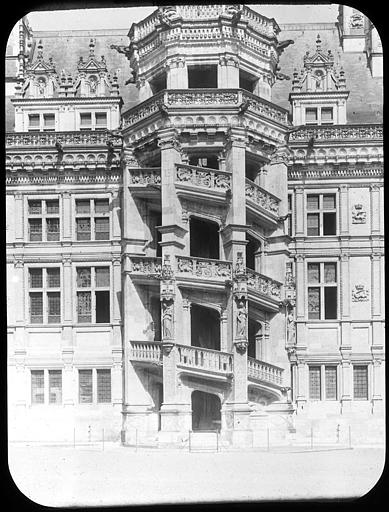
[192,390,221,431]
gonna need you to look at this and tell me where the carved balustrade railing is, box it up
[247,357,284,386]
[175,164,231,191]
[245,178,280,216]
[246,268,282,301]
[289,166,383,180]
[289,124,383,142]
[127,257,162,278]
[5,130,122,148]
[130,341,162,364]
[177,344,233,374]
[128,168,161,186]
[176,256,232,280]
[122,89,289,128]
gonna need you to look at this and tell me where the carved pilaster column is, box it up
[14,193,24,241]
[339,184,349,235]
[295,187,305,237]
[232,263,249,402]
[295,255,305,320]
[370,184,381,235]
[340,253,350,319]
[371,358,384,414]
[371,252,382,318]
[112,256,122,346]
[62,192,72,240]
[166,56,187,89]
[340,352,352,413]
[295,359,307,410]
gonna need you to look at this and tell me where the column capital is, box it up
[340,253,350,262]
[157,128,181,151]
[295,254,305,263]
[270,145,291,166]
[112,254,122,266]
[225,126,247,149]
[370,183,381,192]
[295,186,304,194]
[14,258,24,268]
[62,255,72,266]
[339,184,349,191]
[371,251,382,261]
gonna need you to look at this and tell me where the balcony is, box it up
[175,256,232,290]
[127,167,161,199]
[130,341,162,366]
[175,163,231,203]
[247,268,282,310]
[126,256,162,283]
[288,124,383,143]
[247,357,283,386]
[5,130,122,148]
[122,89,289,136]
[245,178,280,226]
[177,344,233,381]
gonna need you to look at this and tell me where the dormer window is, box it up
[79,112,107,131]
[305,107,333,126]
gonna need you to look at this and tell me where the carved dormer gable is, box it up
[74,38,119,97]
[18,40,58,98]
[292,35,346,93]
[289,35,349,126]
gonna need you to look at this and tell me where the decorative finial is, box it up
[89,38,95,56]
[37,40,43,60]
[316,34,321,51]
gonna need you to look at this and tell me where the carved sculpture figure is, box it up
[162,301,173,339]
[287,310,296,344]
[236,299,247,338]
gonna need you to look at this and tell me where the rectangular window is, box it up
[80,112,92,130]
[95,113,107,130]
[325,366,337,400]
[43,113,55,131]
[31,370,45,404]
[49,370,62,404]
[321,107,333,124]
[306,193,336,236]
[97,369,111,403]
[305,108,318,124]
[28,114,40,131]
[354,365,368,400]
[76,267,110,323]
[307,262,337,320]
[75,199,110,241]
[79,370,93,403]
[309,366,321,400]
[28,198,60,242]
[29,268,61,324]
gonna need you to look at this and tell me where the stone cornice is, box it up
[288,165,383,180]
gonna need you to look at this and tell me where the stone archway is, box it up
[191,390,221,431]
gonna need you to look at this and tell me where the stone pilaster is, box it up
[339,185,349,235]
[14,193,24,242]
[370,184,381,235]
[61,256,73,350]
[218,53,239,88]
[62,192,72,240]
[294,187,304,237]
[165,56,188,89]
[112,256,122,346]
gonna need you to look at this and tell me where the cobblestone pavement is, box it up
[8,444,385,507]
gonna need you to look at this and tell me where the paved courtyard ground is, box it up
[8,444,385,507]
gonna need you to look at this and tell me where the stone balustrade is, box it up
[175,164,231,191]
[289,124,383,142]
[247,357,283,385]
[177,344,233,374]
[246,268,282,301]
[5,130,122,148]
[128,168,161,185]
[130,341,162,364]
[176,256,232,280]
[245,178,280,216]
[122,89,288,128]
[127,257,162,277]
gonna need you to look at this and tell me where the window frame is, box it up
[75,197,110,241]
[30,369,63,405]
[306,192,337,237]
[308,364,339,401]
[27,112,57,132]
[78,111,108,131]
[27,197,61,242]
[353,364,369,401]
[287,192,293,236]
[78,368,112,404]
[307,260,338,320]
[75,265,111,324]
[304,106,334,126]
[28,266,61,325]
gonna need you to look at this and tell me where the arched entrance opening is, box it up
[192,390,221,431]
[191,304,220,351]
[190,217,220,260]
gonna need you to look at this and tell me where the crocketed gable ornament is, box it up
[18,40,58,98]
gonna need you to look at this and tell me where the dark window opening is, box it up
[245,161,259,182]
[188,65,217,88]
[246,235,260,271]
[323,212,336,235]
[248,318,258,359]
[188,155,219,169]
[324,287,337,319]
[191,304,220,351]
[192,390,221,431]
[96,290,110,323]
[239,69,256,93]
[151,296,162,341]
[190,217,219,259]
[150,72,167,94]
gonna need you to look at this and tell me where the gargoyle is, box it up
[238,99,251,115]
[276,39,294,54]
[110,44,130,55]
[157,11,173,29]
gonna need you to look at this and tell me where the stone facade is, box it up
[6,5,384,447]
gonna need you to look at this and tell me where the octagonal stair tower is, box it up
[119,4,294,447]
